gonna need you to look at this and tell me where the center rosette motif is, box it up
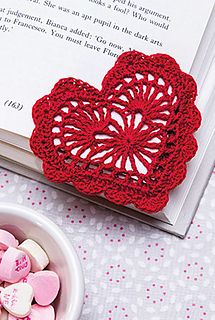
[30,51,201,213]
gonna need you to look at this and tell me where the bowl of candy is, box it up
[0,202,85,320]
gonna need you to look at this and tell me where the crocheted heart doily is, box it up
[30,50,201,213]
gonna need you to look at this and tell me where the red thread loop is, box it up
[30,51,201,213]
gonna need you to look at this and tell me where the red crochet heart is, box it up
[30,51,201,213]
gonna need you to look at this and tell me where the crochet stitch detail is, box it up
[30,51,201,213]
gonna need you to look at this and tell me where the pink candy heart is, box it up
[0,230,17,250]
[28,271,60,306]
[0,247,31,283]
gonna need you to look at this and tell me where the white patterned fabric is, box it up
[0,167,215,320]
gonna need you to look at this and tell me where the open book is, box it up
[0,0,215,237]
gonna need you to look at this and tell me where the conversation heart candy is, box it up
[0,230,17,251]
[0,309,9,320]
[8,304,55,320]
[0,247,31,283]
[32,304,55,320]
[28,271,60,306]
[18,240,49,272]
[1,283,33,317]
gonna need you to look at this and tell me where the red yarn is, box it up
[30,51,201,213]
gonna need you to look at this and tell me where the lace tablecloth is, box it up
[0,167,215,320]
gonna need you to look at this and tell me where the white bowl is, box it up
[0,202,84,320]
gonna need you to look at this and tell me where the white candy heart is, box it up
[18,239,49,272]
[1,283,34,318]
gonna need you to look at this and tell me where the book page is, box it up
[0,0,214,138]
